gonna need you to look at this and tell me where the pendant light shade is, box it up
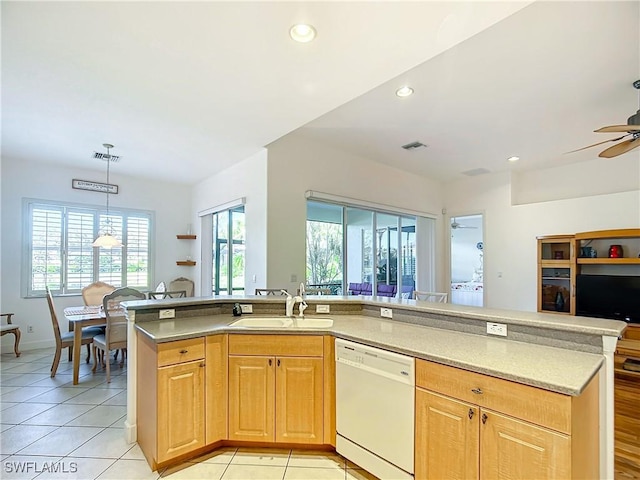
[93,143,122,249]
[93,232,122,248]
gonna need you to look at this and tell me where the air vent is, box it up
[462,168,490,177]
[93,152,120,162]
[401,141,427,150]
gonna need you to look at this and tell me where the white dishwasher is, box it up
[335,339,415,480]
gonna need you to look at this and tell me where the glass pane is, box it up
[306,202,343,295]
[212,214,218,294]
[231,207,245,295]
[217,211,228,240]
[31,207,63,292]
[98,214,123,287]
[376,213,399,297]
[345,207,373,295]
[400,217,416,298]
[126,216,150,288]
[66,211,95,291]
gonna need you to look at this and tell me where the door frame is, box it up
[446,211,485,307]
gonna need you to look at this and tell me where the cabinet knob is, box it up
[269,359,272,366]
[179,349,188,354]
[200,362,205,368]
[277,359,281,367]
[471,387,483,395]
[482,413,488,424]
[468,408,474,420]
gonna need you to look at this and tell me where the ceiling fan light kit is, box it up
[570,79,640,158]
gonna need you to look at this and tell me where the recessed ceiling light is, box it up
[396,86,414,97]
[507,156,520,162]
[290,24,317,43]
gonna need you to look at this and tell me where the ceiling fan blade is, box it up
[599,138,640,158]
[564,135,629,154]
[594,125,640,133]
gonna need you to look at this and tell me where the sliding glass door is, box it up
[306,200,427,298]
[212,206,245,295]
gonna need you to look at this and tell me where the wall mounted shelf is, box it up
[177,235,197,240]
[177,261,196,266]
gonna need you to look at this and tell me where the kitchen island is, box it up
[124,295,626,478]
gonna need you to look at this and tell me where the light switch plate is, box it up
[316,305,330,313]
[240,304,253,314]
[159,309,175,319]
[380,308,393,319]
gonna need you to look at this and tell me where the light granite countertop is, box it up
[135,313,605,396]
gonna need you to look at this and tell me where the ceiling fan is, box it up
[451,218,477,229]
[568,80,640,158]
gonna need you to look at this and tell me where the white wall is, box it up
[266,135,444,294]
[444,163,640,311]
[1,157,191,352]
[191,149,268,295]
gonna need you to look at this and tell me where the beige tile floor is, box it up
[1,347,377,480]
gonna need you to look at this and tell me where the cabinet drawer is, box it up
[157,337,205,367]
[229,334,324,357]
[416,359,572,434]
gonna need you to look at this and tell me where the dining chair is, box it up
[169,277,194,297]
[92,287,146,383]
[148,290,187,300]
[45,287,103,377]
[255,288,288,295]
[413,291,448,303]
[154,281,167,293]
[0,313,21,357]
[81,281,116,306]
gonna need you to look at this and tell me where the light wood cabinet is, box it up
[415,389,479,480]
[537,235,576,314]
[228,334,324,444]
[157,360,205,462]
[137,335,207,469]
[415,359,599,480]
[205,334,228,444]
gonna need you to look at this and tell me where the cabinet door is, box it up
[415,388,479,480]
[481,410,570,479]
[206,334,228,444]
[275,356,323,444]
[228,355,275,441]
[157,360,205,463]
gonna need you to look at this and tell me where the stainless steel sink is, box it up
[229,317,333,328]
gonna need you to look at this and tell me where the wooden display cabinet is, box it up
[537,235,576,314]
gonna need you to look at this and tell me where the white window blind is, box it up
[24,199,153,297]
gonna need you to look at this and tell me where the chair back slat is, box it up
[82,281,116,306]
[102,287,146,348]
[413,291,448,303]
[255,288,288,295]
[169,277,194,297]
[45,287,63,347]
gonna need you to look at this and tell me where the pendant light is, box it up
[92,143,123,248]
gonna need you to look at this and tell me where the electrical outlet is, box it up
[27,325,34,333]
[487,322,507,336]
[159,309,175,319]
[240,304,253,314]
[316,305,330,314]
[380,308,393,319]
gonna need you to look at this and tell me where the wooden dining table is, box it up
[63,305,106,385]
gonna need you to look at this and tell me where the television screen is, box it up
[576,274,640,323]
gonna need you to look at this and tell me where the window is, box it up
[24,199,153,296]
[307,200,428,297]
[211,206,245,295]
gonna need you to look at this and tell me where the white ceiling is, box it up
[2,1,639,185]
